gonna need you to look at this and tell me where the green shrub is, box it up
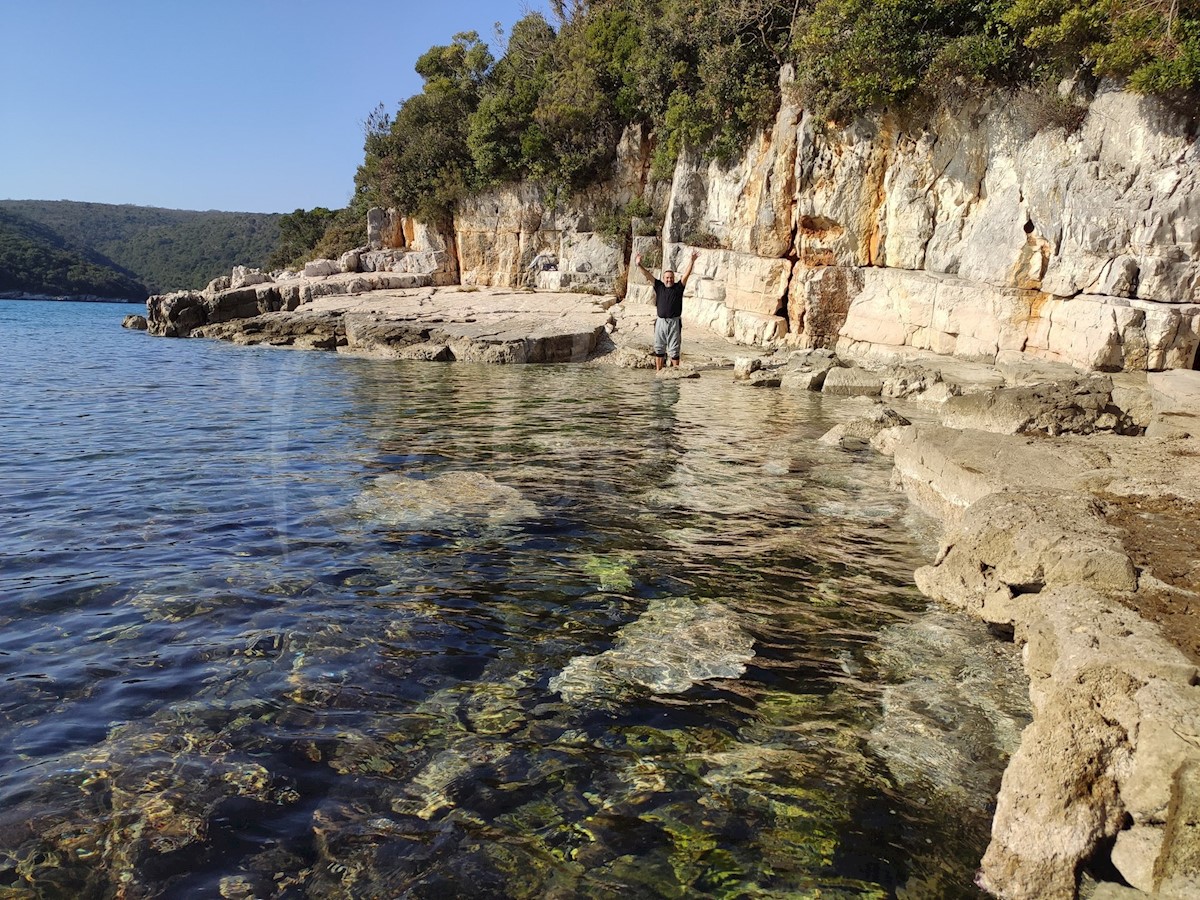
[351,0,1197,231]
[1010,83,1089,136]
[683,230,721,249]
[625,195,653,219]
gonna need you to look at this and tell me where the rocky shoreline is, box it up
[134,274,1199,899]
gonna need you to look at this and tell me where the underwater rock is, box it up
[867,609,1029,807]
[355,471,538,530]
[549,597,755,703]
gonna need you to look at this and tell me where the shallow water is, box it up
[0,299,1028,898]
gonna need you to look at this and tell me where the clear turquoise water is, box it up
[0,299,1027,898]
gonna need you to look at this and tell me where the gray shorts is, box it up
[654,316,682,360]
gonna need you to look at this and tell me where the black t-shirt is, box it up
[653,279,685,318]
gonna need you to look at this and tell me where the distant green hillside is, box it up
[0,208,148,301]
[0,200,282,295]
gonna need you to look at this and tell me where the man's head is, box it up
[662,269,676,286]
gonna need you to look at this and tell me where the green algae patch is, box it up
[582,553,636,592]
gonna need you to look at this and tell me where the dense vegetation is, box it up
[794,0,1200,123]
[266,206,363,271]
[351,0,1199,227]
[0,209,147,301]
[0,200,282,295]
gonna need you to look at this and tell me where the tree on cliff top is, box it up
[351,0,1199,226]
[792,0,1200,123]
[355,32,494,224]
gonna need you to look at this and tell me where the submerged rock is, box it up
[549,597,754,703]
[355,471,538,530]
[868,610,1029,806]
[818,403,911,447]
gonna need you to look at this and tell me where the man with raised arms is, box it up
[635,249,699,370]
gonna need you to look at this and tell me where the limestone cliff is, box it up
[449,75,1200,373]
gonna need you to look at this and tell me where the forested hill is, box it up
[0,200,282,296]
[0,208,148,301]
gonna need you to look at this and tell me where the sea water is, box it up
[0,299,1028,898]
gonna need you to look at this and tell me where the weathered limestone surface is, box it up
[453,126,652,290]
[172,287,617,365]
[662,67,800,259]
[447,82,1200,370]
[832,268,1200,371]
[886,397,1200,899]
[817,402,909,448]
[822,365,883,397]
[938,375,1137,436]
[146,272,430,337]
[1147,370,1200,438]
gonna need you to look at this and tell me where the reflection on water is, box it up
[0,300,1028,898]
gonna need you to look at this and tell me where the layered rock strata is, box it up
[449,78,1200,373]
[165,287,618,365]
[876,368,1200,899]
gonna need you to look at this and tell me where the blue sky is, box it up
[0,0,549,213]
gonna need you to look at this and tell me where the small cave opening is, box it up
[1080,823,1134,890]
[986,622,1016,643]
[1023,220,1035,235]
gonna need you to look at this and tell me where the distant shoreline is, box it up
[0,292,144,305]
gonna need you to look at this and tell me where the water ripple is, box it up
[0,300,1024,898]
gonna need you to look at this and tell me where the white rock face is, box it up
[662,67,800,258]
[829,268,1200,371]
[559,231,623,282]
[303,259,340,278]
[444,80,1198,370]
[230,266,270,290]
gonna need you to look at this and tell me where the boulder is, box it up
[204,275,231,296]
[976,586,1200,899]
[780,349,838,391]
[978,666,1131,900]
[746,369,783,387]
[818,404,911,448]
[339,249,362,273]
[146,290,207,337]
[939,375,1136,436]
[655,367,700,380]
[230,266,270,290]
[733,357,762,381]
[121,314,148,330]
[913,490,1136,624]
[881,364,950,399]
[303,259,340,278]
[822,365,883,397]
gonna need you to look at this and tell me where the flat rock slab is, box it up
[197,287,619,364]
